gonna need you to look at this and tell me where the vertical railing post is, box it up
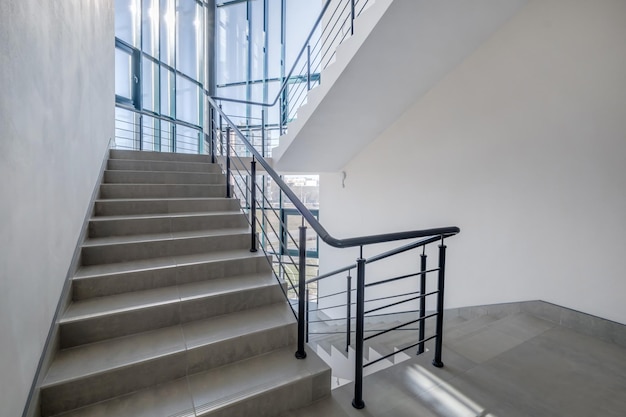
[261,108,266,157]
[219,105,224,156]
[295,223,308,359]
[307,44,311,91]
[352,251,366,409]
[250,157,257,252]
[432,240,447,368]
[225,127,231,198]
[418,248,427,355]
[346,271,352,352]
[306,288,310,343]
[351,0,355,36]
[210,107,216,164]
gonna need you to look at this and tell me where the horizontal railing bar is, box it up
[365,268,439,288]
[309,235,453,284]
[364,313,438,342]
[365,290,421,304]
[315,289,350,300]
[364,291,439,315]
[363,335,438,368]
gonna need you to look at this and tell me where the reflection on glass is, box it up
[142,0,159,57]
[116,0,140,47]
[177,0,202,80]
[160,0,175,66]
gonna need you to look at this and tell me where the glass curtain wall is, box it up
[114,0,208,153]
[215,0,321,156]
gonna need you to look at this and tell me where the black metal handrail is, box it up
[207,96,460,409]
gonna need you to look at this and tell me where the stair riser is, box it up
[61,284,285,347]
[88,213,249,238]
[94,198,240,216]
[40,353,188,417]
[195,369,331,417]
[100,184,227,199]
[103,170,226,185]
[41,324,296,417]
[81,233,250,265]
[186,324,296,375]
[108,158,222,173]
[110,149,213,163]
[73,256,271,300]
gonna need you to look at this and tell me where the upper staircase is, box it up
[39,149,330,417]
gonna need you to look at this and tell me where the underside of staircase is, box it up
[39,149,330,417]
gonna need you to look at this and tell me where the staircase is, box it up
[39,149,330,417]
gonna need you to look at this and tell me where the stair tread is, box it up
[82,228,250,247]
[74,249,268,279]
[95,197,235,202]
[61,272,277,323]
[44,303,294,387]
[90,211,240,222]
[55,345,327,417]
[104,169,222,175]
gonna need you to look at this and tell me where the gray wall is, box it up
[0,1,114,416]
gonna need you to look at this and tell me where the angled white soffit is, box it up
[273,0,528,173]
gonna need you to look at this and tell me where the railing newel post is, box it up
[225,127,231,198]
[346,271,352,352]
[307,44,311,91]
[306,288,310,343]
[418,248,427,355]
[433,239,447,368]
[250,157,257,252]
[295,223,308,359]
[352,250,366,409]
[351,0,355,36]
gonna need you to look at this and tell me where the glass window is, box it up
[115,107,138,150]
[116,0,140,47]
[115,47,133,100]
[142,0,159,57]
[217,2,248,85]
[142,57,158,111]
[177,0,202,80]
[160,67,174,117]
[176,75,200,125]
[160,0,176,66]
[176,125,201,154]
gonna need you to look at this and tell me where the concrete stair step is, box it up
[41,303,296,416]
[73,250,270,300]
[110,149,213,164]
[100,183,228,199]
[108,158,222,173]
[52,345,330,417]
[94,197,240,216]
[103,170,226,185]
[88,211,249,238]
[59,272,284,348]
[80,228,251,265]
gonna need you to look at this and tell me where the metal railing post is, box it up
[306,288,310,343]
[225,127,231,198]
[250,157,257,252]
[433,240,447,368]
[418,249,427,355]
[219,105,224,156]
[351,0,355,36]
[346,272,352,352]
[210,107,216,163]
[352,251,366,409]
[307,44,311,91]
[295,223,308,359]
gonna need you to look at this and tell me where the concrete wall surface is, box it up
[0,1,114,415]
[318,0,626,325]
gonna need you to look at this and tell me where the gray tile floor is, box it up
[283,313,626,416]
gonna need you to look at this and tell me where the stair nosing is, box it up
[82,228,251,247]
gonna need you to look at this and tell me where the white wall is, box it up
[0,1,114,416]
[318,0,626,325]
